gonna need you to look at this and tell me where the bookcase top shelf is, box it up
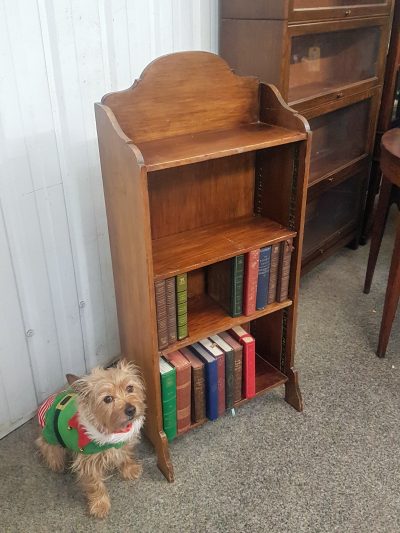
[138,123,306,172]
[152,215,297,280]
[161,294,292,355]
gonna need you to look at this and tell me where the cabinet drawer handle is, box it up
[336,92,344,99]
[319,248,324,255]
[328,177,334,182]
[344,9,351,16]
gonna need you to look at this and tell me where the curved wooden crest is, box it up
[101,51,259,143]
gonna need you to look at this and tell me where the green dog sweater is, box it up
[38,390,127,454]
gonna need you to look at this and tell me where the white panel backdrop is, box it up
[0,0,219,438]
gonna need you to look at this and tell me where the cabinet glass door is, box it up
[290,0,390,21]
[308,99,371,185]
[302,171,365,258]
[289,25,381,103]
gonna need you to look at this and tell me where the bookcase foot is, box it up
[156,431,175,482]
[284,368,303,412]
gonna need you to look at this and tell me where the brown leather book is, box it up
[164,350,191,434]
[219,331,243,404]
[165,277,177,344]
[267,243,281,305]
[277,238,293,302]
[154,280,168,350]
[180,347,206,423]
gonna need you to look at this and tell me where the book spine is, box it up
[243,339,256,399]
[176,364,191,434]
[205,360,218,421]
[243,249,260,316]
[176,273,188,340]
[192,366,206,423]
[267,243,281,305]
[165,277,177,344]
[256,246,272,311]
[231,254,244,317]
[160,369,177,441]
[155,280,168,349]
[217,354,225,417]
[224,348,235,409]
[277,238,293,302]
[233,347,243,403]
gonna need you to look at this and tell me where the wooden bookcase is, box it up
[95,52,311,482]
[220,0,393,272]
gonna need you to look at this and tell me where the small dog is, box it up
[36,360,145,518]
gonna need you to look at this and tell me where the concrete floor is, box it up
[1,208,400,533]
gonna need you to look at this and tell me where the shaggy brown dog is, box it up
[36,360,145,518]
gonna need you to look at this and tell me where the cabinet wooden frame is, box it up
[95,52,311,482]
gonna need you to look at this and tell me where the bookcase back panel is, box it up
[101,52,259,143]
[255,145,298,229]
[148,154,255,240]
[251,311,283,371]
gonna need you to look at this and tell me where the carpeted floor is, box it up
[1,208,400,533]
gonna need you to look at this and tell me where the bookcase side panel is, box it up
[148,154,255,240]
[95,104,173,477]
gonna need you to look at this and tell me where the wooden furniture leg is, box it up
[377,217,400,357]
[364,177,393,294]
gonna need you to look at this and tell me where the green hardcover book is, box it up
[176,273,188,340]
[159,357,177,442]
[207,255,245,317]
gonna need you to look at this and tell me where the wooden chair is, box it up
[364,128,400,357]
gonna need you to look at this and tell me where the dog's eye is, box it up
[126,385,134,393]
[103,395,113,404]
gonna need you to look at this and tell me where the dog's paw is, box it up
[89,495,111,519]
[121,462,143,480]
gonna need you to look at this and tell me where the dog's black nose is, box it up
[124,404,136,418]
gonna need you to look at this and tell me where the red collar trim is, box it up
[68,413,132,449]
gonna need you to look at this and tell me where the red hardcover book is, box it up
[164,351,191,434]
[228,325,256,399]
[243,249,260,316]
[199,338,225,416]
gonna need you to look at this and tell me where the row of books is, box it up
[155,238,293,350]
[207,238,293,318]
[159,325,256,442]
[154,273,188,350]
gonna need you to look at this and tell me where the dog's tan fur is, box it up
[36,360,145,519]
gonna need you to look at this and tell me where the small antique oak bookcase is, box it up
[95,52,311,482]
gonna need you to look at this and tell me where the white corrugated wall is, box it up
[0,0,219,438]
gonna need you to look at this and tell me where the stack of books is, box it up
[155,273,188,350]
[159,325,256,442]
[207,238,294,318]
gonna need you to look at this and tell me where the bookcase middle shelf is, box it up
[152,215,297,281]
[160,293,292,355]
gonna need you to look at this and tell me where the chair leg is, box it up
[364,178,393,294]
[377,216,400,357]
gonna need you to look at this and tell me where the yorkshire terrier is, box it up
[36,360,145,518]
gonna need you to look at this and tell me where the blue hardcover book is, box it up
[256,246,272,310]
[188,343,218,421]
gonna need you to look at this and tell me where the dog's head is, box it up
[67,360,145,435]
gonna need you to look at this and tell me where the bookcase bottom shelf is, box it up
[161,294,292,355]
[176,356,287,436]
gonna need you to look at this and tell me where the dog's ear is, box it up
[66,373,80,385]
